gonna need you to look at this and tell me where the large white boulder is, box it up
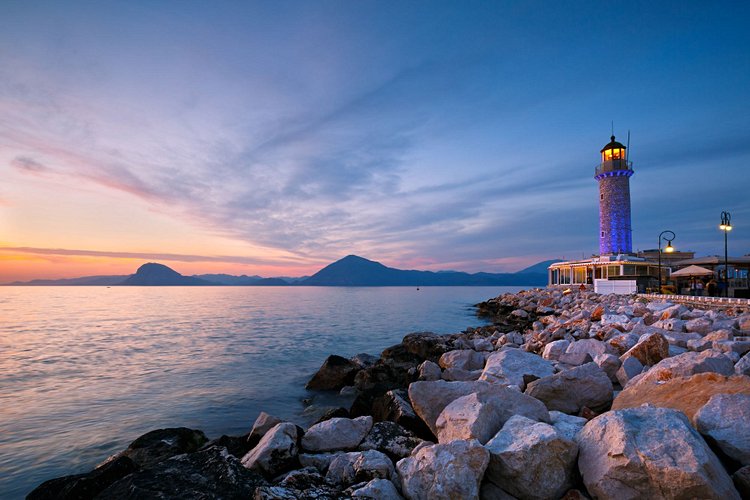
[479,349,554,390]
[301,416,373,452]
[396,439,489,500]
[577,406,739,499]
[484,415,578,500]
[695,393,750,465]
[524,362,613,414]
[439,349,486,371]
[408,380,490,436]
[435,388,550,444]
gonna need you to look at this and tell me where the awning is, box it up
[669,265,715,277]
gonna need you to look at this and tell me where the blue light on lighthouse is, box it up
[595,135,633,255]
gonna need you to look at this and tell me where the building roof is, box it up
[674,256,750,266]
[600,135,626,153]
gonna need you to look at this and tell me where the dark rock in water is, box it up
[370,389,435,441]
[359,421,424,461]
[314,407,350,425]
[27,456,138,500]
[400,332,450,362]
[350,353,378,369]
[97,446,267,499]
[353,358,418,394]
[306,355,360,391]
[201,433,253,459]
[119,427,209,468]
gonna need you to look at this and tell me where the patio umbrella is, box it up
[670,265,715,277]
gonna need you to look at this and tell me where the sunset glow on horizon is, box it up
[2,1,748,282]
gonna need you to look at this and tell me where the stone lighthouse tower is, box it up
[595,135,633,255]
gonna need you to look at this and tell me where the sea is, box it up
[0,285,526,498]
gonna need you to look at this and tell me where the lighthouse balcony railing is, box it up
[595,160,633,177]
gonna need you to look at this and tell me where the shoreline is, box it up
[28,288,750,499]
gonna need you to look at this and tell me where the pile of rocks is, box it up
[30,289,750,499]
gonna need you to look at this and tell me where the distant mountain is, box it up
[516,259,562,275]
[4,257,552,287]
[300,255,547,286]
[120,263,213,286]
[194,273,263,285]
[8,275,127,286]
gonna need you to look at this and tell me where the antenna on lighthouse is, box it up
[627,130,631,163]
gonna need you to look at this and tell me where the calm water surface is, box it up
[0,286,525,498]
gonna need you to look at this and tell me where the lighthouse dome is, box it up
[600,135,626,153]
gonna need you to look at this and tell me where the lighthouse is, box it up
[595,135,633,255]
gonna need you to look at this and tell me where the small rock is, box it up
[439,349,486,371]
[359,421,424,460]
[350,478,403,499]
[480,349,555,390]
[302,416,373,452]
[542,339,570,361]
[396,440,489,500]
[241,422,300,477]
[417,360,441,381]
[621,332,669,367]
[326,449,394,486]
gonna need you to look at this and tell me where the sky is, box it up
[1,1,749,282]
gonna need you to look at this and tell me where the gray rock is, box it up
[480,349,555,390]
[326,449,394,486]
[686,318,713,334]
[396,439,489,500]
[616,355,644,386]
[485,415,578,500]
[441,367,483,381]
[473,338,495,352]
[525,362,613,414]
[417,360,441,381]
[302,416,373,452]
[549,411,587,442]
[97,446,267,499]
[695,393,750,465]
[733,465,750,498]
[359,421,424,460]
[435,388,550,444]
[408,380,490,436]
[541,339,570,361]
[241,422,299,477]
[248,412,282,445]
[115,427,209,469]
[736,353,750,376]
[594,353,621,383]
[625,349,735,389]
[439,349,486,371]
[351,478,403,499]
[565,338,612,358]
[298,452,343,473]
[577,406,739,500]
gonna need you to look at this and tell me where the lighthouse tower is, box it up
[595,135,633,255]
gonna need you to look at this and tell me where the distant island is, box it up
[6,255,559,287]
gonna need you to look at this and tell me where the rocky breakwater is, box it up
[29,289,750,499]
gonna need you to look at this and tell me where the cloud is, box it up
[11,156,50,173]
[0,246,303,267]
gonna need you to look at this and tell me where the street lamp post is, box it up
[719,211,732,297]
[657,230,675,294]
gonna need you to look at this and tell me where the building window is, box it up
[601,231,605,237]
[600,194,604,200]
[607,265,619,276]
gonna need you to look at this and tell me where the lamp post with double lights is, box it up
[657,230,675,294]
[719,211,732,297]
